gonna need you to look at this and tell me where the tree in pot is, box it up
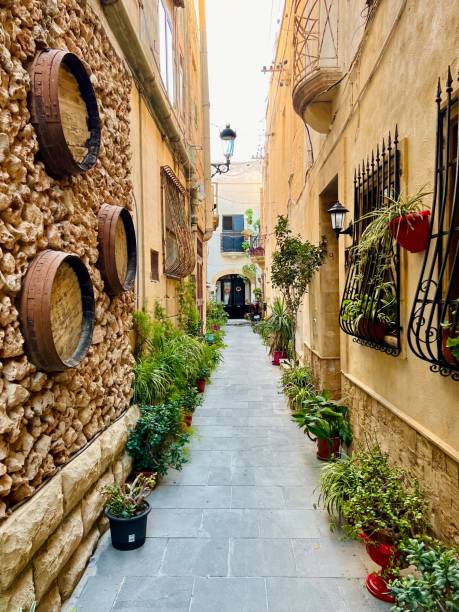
[271,215,326,362]
[316,445,429,603]
[102,474,156,550]
[292,392,352,460]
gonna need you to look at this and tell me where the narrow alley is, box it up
[69,325,387,612]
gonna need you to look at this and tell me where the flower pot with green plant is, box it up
[292,392,352,460]
[341,282,397,342]
[102,474,156,550]
[390,537,459,611]
[316,445,429,603]
[263,298,292,364]
[280,365,317,410]
[353,189,431,256]
[440,303,459,366]
[196,367,210,393]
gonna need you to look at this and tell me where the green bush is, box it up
[390,538,459,611]
[127,401,192,476]
[317,445,429,542]
[280,365,317,408]
[207,299,228,327]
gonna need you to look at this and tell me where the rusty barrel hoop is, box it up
[28,48,101,179]
[97,204,137,297]
[19,250,95,372]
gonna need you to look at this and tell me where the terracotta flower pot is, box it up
[212,324,220,331]
[358,533,399,603]
[184,414,193,427]
[388,210,431,253]
[442,328,459,366]
[316,437,341,461]
[358,318,386,342]
[196,378,206,393]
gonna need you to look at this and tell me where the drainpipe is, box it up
[198,0,213,241]
[101,0,195,175]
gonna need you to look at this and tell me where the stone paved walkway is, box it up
[68,325,389,611]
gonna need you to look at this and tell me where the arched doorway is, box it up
[218,274,251,319]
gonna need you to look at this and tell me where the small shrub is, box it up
[102,474,156,518]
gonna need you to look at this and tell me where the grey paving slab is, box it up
[190,577,268,612]
[113,576,194,610]
[70,326,390,612]
[231,538,296,576]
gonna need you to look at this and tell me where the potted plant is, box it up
[102,474,156,550]
[280,365,317,410]
[390,537,459,610]
[196,367,210,393]
[341,283,397,341]
[440,304,459,366]
[263,298,292,365]
[353,189,431,258]
[317,445,429,603]
[292,392,352,460]
[180,387,203,426]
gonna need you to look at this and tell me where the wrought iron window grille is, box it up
[408,68,459,381]
[339,128,401,356]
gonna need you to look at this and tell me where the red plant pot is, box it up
[388,210,431,253]
[358,533,399,603]
[184,414,193,427]
[196,378,206,393]
[442,328,459,366]
[358,318,386,342]
[212,324,220,331]
[271,350,287,365]
[316,437,341,461]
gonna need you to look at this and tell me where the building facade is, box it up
[262,0,459,544]
[207,160,263,319]
[0,0,213,609]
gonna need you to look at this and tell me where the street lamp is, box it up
[211,124,237,177]
[328,201,353,238]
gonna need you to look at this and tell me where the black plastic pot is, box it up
[105,501,151,550]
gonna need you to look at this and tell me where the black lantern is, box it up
[328,201,352,238]
[212,124,237,177]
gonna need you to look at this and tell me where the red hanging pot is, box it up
[388,210,431,253]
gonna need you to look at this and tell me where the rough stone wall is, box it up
[303,345,340,399]
[343,376,459,546]
[0,0,134,519]
[0,406,138,611]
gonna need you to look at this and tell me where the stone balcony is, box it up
[292,0,342,133]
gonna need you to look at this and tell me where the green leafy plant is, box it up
[292,392,352,446]
[242,263,257,281]
[242,240,250,252]
[207,300,228,327]
[102,474,156,518]
[390,538,459,611]
[177,279,201,336]
[271,215,326,360]
[352,189,430,264]
[446,335,459,360]
[127,401,192,476]
[197,366,211,381]
[263,298,292,354]
[341,282,397,330]
[179,387,203,415]
[254,287,263,304]
[280,365,317,409]
[317,445,429,543]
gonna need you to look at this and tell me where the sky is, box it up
[206,0,284,163]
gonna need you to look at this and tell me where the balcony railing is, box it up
[249,234,265,263]
[292,0,342,132]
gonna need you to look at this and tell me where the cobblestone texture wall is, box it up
[343,376,459,546]
[0,0,134,520]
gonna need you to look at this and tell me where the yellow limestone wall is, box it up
[263,0,459,543]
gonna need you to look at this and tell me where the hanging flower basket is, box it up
[388,210,431,253]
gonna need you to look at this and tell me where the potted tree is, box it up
[292,392,352,460]
[102,474,156,550]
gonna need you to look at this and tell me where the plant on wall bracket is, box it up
[271,215,327,361]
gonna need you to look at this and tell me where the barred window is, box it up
[339,129,401,356]
[161,166,195,279]
[408,69,459,380]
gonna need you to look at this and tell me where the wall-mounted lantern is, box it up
[328,201,353,238]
